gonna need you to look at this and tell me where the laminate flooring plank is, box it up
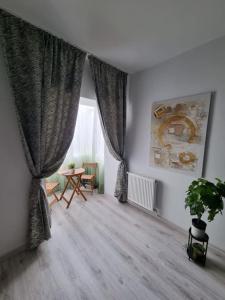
[1,193,225,300]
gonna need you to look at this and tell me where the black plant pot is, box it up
[191,218,207,238]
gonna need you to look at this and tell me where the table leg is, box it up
[60,177,70,201]
[49,191,60,207]
[66,186,78,209]
[77,187,87,201]
[70,178,80,196]
[71,176,87,202]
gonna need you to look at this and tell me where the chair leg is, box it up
[53,191,60,202]
[48,185,60,207]
[91,179,94,194]
[49,193,58,207]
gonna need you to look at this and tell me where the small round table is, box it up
[187,227,209,266]
[59,168,87,208]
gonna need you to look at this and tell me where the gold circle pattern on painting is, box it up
[157,115,196,147]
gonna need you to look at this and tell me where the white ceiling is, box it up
[1,0,225,73]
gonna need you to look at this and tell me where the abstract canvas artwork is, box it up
[150,93,211,176]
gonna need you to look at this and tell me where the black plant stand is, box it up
[187,227,209,266]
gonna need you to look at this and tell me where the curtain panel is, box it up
[0,9,86,248]
[89,56,127,203]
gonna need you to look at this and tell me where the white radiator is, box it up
[127,172,157,213]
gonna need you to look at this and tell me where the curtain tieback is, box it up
[115,159,128,200]
[118,159,127,174]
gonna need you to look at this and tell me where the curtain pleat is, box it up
[0,9,86,248]
[89,56,127,202]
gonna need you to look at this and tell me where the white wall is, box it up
[104,146,119,196]
[0,57,96,258]
[0,49,31,257]
[126,36,225,251]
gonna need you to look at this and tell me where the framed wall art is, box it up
[150,93,211,176]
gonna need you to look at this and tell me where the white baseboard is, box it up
[0,244,27,263]
[127,199,158,217]
[127,201,225,255]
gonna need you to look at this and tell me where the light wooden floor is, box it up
[1,193,225,300]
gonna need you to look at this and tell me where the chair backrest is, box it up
[82,162,97,176]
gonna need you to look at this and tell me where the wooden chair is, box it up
[45,180,60,206]
[81,163,97,194]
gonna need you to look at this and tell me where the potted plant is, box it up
[185,178,225,238]
[68,162,75,174]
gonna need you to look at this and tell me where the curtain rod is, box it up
[0,7,90,54]
[0,7,127,73]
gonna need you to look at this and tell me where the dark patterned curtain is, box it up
[0,9,86,248]
[89,56,127,203]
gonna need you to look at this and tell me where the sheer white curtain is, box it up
[65,103,95,166]
[62,97,104,193]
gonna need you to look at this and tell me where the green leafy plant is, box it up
[185,178,225,222]
[68,162,75,169]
